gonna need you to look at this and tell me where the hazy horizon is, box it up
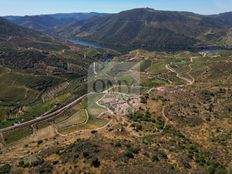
[0,0,232,16]
[2,8,232,17]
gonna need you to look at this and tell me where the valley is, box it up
[0,6,232,174]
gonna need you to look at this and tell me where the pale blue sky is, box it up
[1,0,232,16]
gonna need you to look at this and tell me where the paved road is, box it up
[0,94,88,133]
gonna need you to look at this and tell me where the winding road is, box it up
[165,64,194,85]
[147,57,196,135]
[0,94,88,133]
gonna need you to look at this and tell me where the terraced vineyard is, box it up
[0,45,116,130]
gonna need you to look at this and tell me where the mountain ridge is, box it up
[4,13,108,33]
[0,17,68,50]
[56,8,232,51]
[3,8,232,51]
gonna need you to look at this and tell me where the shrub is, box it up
[128,146,140,154]
[114,142,122,147]
[37,140,43,145]
[208,165,216,174]
[124,150,134,159]
[23,162,30,168]
[18,160,25,167]
[0,164,11,174]
[18,160,30,168]
[215,167,227,174]
[91,158,101,168]
[208,164,227,174]
[135,124,143,131]
[91,130,97,134]
[31,158,44,167]
[52,160,59,165]
[142,136,153,145]
[160,151,168,159]
[39,163,53,174]
[195,155,206,166]
[152,153,159,162]
[83,151,89,158]
[74,154,79,159]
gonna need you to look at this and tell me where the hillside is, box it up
[0,45,113,129]
[0,16,118,130]
[210,12,232,26]
[0,50,232,173]
[0,17,68,50]
[56,8,232,51]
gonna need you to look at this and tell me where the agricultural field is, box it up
[84,93,107,117]
[56,93,111,133]
[0,45,115,130]
[0,71,63,123]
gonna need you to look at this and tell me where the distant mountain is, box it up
[56,8,232,51]
[210,12,232,26]
[43,12,107,20]
[4,13,107,33]
[4,9,232,51]
[0,17,68,50]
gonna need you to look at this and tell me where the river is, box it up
[199,48,231,53]
[69,39,102,49]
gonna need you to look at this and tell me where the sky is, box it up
[1,0,232,16]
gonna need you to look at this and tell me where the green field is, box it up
[0,93,71,129]
[58,113,108,134]
[0,71,64,122]
[55,109,88,129]
[0,73,38,103]
[82,93,107,117]
[3,126,33,144]
[54,94,109,134]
